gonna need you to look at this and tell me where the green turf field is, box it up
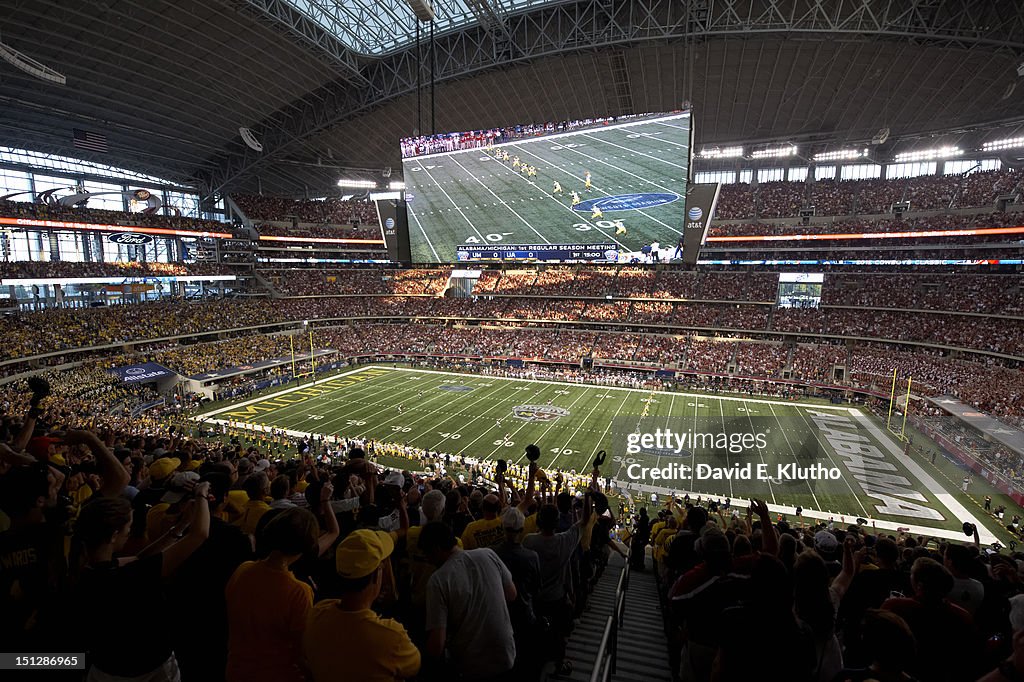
[402,113,691,262]
[197,365,1004,539]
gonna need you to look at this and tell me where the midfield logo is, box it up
[511,404,571,422]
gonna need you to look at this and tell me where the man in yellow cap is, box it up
[303,530,420,682]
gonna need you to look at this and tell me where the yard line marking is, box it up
[597,392,636,480]
[418,164,488,242]
[497,145,628,250]
[790,405,869,517]
[718,399,738,501]
[419,381,529,449]
[513,145,682,236]
[346,375,493,439]
[449,155,551,244]
[283,372,446,436]
[547,386,618,468]
[765,401,815,509]
[379,366,852,409]
[405,201,441,261]
[581,133,689,172]
[478,383,567,459]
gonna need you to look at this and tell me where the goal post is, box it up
[289,332,315,380]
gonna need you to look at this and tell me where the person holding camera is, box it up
[70,479,211,682]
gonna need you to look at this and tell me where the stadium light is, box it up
[389,181,406,190]
[698,146,743,159]
[337,179,377,188]
[982,137,1024,152]
[813,148,869,162]
[750,145,797,159]
[893,146,961,163]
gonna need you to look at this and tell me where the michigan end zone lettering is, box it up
[223,368,391,420]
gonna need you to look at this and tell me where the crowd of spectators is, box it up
[708,210,1024,241]
[709,168,1020,220]
[790,344,849,383]
[773,307,1024,357]
[0,369,629,682]
[398,113,655,157]
[732,341,788,377]
[849,344,1024,418]
[232,195,376,226]
[266,268,450,296]
[645,494,1020,682]
[255,223,382,241]
[0,198,226,233]
[822,272,1024,316]
[0,260,231,280]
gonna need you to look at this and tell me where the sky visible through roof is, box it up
[282,0,555,55]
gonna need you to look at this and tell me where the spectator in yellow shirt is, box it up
[460,494,504,550]
[226,508,320,682]
[304,529,421,682]
[236,473,271,536]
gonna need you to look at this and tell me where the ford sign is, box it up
[687,207,703,221]
[108,232,154,245]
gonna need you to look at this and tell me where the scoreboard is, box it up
[456,243,619,263]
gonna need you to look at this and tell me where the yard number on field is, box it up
[464,232,513,243]
[573,220,625,232]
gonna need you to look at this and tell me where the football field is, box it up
[197,365,998,541]
[403,113,691,262]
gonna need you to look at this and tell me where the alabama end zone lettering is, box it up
[807,410,943,521]
[223,368,390,420]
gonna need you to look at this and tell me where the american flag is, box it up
[72,129,107,153]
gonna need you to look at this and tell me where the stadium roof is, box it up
[1,0,1023,198]
[282,0,553,56]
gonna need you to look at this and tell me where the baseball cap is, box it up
[381,471,404,487]
[335,529,395,579]
[161,471,201,504]
[149,457,182,482]
[254,459,271,473]
[814,530,839,554]
[501,506,525,532]
[236,459,254,475]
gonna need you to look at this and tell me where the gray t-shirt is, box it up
[523,524,581,603]
[948,577,984,615]
[426,548,516,678]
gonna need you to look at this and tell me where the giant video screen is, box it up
[400,111,691,263]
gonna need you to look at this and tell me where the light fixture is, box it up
[406,0,436,22]
[893,146,961,162]
[813,148,869,162]
[337,179,377,188]
[750,145,798,159]
[982,137,1024,152]
[698,146,743,159]
[389,181,406,190]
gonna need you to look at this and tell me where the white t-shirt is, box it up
[426,548,516,678]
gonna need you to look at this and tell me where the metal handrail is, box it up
[589,615,615,682]
[590,550,632,682]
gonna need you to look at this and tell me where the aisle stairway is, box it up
[558,553,673,682]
